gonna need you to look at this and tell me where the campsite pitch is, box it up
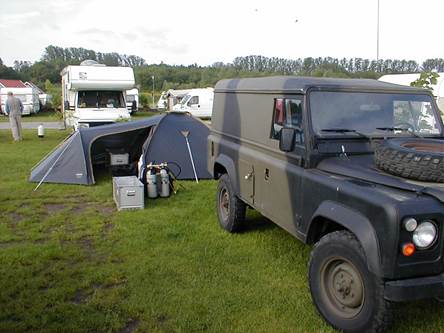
[0,129,443,333]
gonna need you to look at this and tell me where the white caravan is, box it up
[61,62,134,129]
[24,81,51,109]
[0,87,40,115]
[379,73,444,112]
[126,88,139,114]
[172,88,214,118]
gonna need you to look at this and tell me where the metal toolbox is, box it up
[112,176,144,211]
[110,152,129,166]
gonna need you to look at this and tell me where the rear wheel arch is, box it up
[213,154,239,194]
[213,162,227,179]
[307,201,382,276]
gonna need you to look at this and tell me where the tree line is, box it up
[1,45,444,92]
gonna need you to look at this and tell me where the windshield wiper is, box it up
[320,128,370,139]
[375,127,422,138]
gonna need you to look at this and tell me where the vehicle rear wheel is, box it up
[216,174,246,232]
[309,231,393,333]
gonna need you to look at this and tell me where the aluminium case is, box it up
[112,176,144,210]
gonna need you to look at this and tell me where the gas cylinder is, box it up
[159,166,170,198]
[146,166,158,198]
[37,124,45,138]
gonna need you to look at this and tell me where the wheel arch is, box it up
[307,201,382,276]
[213,154,239,194]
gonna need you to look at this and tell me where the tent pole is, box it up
[181,131,199,183]
[33,138,74,191]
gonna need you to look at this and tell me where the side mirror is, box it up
[279,127,295,152]
[64,101,69,110]
[131,100,137,111]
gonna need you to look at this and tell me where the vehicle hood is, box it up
[317,154,444,203]
[173,104,187,111]
[74,108,130,121]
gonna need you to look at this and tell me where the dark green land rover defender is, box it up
[208,76,444,333]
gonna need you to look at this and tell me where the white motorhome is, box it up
[379,73,444,112]
[61,61,134,129]
[126,88,139,114]
[172,88,214,118]
[0,87,40,115]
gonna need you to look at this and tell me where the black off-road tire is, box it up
[374,138,444,183]
[216,174,246,232]
[309,231,393,333]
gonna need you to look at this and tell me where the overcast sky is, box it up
[1,0,443,67]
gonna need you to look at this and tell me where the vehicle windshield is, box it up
[310,91,443,137]
[180,94,191,105]
[78,91,125,108]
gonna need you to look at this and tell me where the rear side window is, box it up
[271,98,304,143]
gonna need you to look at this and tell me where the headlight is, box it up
[403,218,418,232]
[412,221,437,249]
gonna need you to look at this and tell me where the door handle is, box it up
[244,172,253,180]
[264,168,270,180]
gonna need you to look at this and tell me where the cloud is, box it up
[0,11,41,28]
[76,26,187,55]
[77,28,118,38]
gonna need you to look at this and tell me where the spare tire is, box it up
[374,138,444,183]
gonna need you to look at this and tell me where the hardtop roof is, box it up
[214,76,428,94]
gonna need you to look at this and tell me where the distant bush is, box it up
[139,93,149,107]
[44,80,61,109]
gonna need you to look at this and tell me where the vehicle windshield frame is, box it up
[308,88,444,139]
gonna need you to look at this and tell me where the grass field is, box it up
[0,109,163,123]
[0,110,61,123]
[0,130,443,333]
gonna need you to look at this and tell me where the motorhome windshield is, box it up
[78,91,125,108]
[310,91,443,137]
[180,94,191,105]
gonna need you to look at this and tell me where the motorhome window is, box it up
[126,95,135,103]
[188,96,199,105]
[78,91,125,108]
[271,98,304,142]
[310,91,443,136]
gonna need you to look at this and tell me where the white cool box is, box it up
[112,176,144,211]
[110,152,129,166]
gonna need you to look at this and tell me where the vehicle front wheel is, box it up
[216,174,246,232]
[308,231,393,333]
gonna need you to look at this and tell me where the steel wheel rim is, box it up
[320,256,365,319]
[219,188,230,221]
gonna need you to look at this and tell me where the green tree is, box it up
[44,79,61,112]
[410,72,443,118]
[410,72,439,90]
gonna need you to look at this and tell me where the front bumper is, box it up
[384,273,444,301]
